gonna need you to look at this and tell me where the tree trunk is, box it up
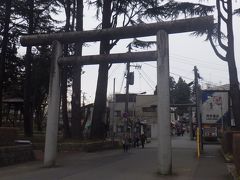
[24,0,34,137]
[61,0,71,138]
[212,0,240,128]
[228,59,240,127]
[226,1,240,127]
[0,0,12,126]
[35,106,43,131]
[90,0,112,139]
[61,70,71,138]
[71,0,83,138]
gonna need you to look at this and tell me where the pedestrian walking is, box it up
[192,125,196,139]
[133,135,139,148]
[140,133,146,148]
[122,135,130,152]
[127,136,132,150]
[122,136,127,152]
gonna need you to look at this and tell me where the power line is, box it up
[143,62,229,83]
[171,53,227,68]
[171,53,240,73]
[119,70,125,93]
[170,72,221,87]
[170,65,194,75]
[170,56,229,72]
[170,72,194,81]
[137,69,155,91]
[108,64,123,79]
[142,62,156,68]
[140,68,156,86]
[172,62,229,81]
[143,62,194,81]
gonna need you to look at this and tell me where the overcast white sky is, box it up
[78,1,240,104]
[19,1,240,104]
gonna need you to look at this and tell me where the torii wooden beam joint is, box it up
[20,16,213,46]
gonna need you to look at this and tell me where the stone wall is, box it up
[0,145,34,166]
[0,127,17,146]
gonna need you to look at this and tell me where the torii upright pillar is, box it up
[157,30,172,174]
[44,41,62,167]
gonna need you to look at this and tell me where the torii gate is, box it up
[20,16,213,174]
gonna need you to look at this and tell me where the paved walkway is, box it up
[0,135,231,180]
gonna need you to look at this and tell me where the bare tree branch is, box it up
[216,0,228,51]
[209,34,227,61]
[233,8,240,15]
[220,0,228,12]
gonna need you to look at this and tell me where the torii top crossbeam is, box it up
[20,16,213,46]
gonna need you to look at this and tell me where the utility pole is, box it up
[112,78,116,137]
[189,106,193,140]
[124,46,141,115]
[194,66,203,152]
[82,92,86,107]
[124,57,139,136]
[124,45,132,136]
[124,61,130,136]
[124,45,142,138]
[125,61,130,115]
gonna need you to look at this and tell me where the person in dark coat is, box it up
[122,136,127,152]
[133,135,139,148]
[140,134,146,148]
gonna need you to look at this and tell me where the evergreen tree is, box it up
[71,0,84,138]
[59,0,72,138]
[88,0,160,139]
[32,46,51,131]
[154,76,176,105]
[0,0,12,126]
[90,0,112,139]
[207,0,240,127]
[0,0,61,134]
[173,77,191,116]
[144,1,214,19]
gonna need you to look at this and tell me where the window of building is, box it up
[142,106,156,112]
[115,110,121,117]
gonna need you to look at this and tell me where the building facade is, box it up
[109,94,158,138]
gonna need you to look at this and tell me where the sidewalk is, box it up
[171,136,231,180]
[0,135,231,180]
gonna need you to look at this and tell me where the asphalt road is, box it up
[0,135,231,180]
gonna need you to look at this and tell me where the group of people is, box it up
[172,122,187,136]
[176,123,185,136]
[122,134,147,152]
